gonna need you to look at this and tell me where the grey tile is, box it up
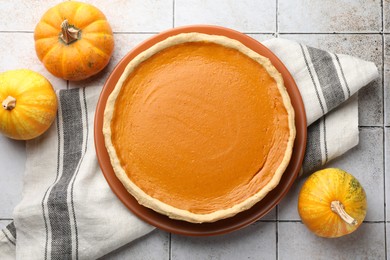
[385,35,390,126]
[70,33,155,88]
[277,176,306,221]
[279,0,382,33]
[0,0,63,31]
[246,33,275,43]
[280,34,382,69]
[0,137,25,218]
[0,1,172,32]
[278,222,386,259]
[387,223,390,258]
[175,0,276,33]
[171,222,276,260]
[281,33,383,126]
[261,207,276,221]
[360,79,384,127]
[88,0,173,32]
[385,0,390,32]
[100,230,169,260]
[0,33,67,90]
[279,128,384,222]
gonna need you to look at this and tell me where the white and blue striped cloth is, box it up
[0,38,378,259]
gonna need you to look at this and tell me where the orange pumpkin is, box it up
[0,69,57,140]
[34,1,114,81]
[298,168,367,238]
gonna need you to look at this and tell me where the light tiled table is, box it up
[0,0,388,259]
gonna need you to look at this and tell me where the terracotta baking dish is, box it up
[94,25,307,236]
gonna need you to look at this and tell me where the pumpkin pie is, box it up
[103,33,295,223]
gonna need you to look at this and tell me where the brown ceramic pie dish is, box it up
[94,25,307,236]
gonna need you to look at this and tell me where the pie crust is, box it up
[103,33,296,223]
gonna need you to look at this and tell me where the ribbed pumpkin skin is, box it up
[298,168,367,238]
[34,1,114,81]
[0,69,58,140]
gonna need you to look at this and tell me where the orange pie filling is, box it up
[110,41,292,215]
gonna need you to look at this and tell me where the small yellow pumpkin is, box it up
[0,69,58,140]
[34,1,114,81]
[298,168,367,238]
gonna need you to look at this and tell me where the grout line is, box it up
[256,219,281,223]
[113,32,159,35]
[359,125,384,129]
[257,220,300,223]
[226,31,275,34]
[381,1,387,258]
[275,220,300,223]
[0,30,33,33]
[279,31,383,35]
[245,33,275,35]
[245,32,384,35]
[275,209,279,260]
[0,31,386,35]
[256,219,387,223]
[0,219,13,221]
[169,233,172,260]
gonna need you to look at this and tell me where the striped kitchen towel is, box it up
[0,38,378,259]
[263,38,378,174]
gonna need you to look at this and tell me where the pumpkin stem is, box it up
[331,201,358,226]
[2,96,16,110]
[60,19,80,45]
